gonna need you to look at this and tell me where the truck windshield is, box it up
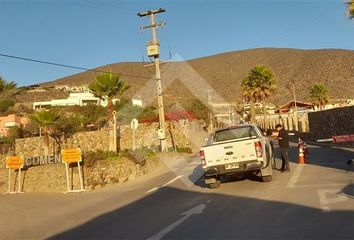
[213,126,257,142]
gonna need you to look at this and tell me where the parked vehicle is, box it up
[200,123,274,188]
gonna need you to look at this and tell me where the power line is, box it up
[0,52,151,80]
[61,0,138,15]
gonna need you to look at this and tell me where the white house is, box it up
[132,99,143,107]
[33,92,111,109]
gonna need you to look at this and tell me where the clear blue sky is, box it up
[0,0,353,86]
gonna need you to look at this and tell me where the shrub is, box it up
[176,147,193,154]
[120,147,156,164]
[0,99,15,113]
[114,98,157,124]
[83,150,120,167]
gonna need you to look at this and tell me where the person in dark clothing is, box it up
[275,124,290,172]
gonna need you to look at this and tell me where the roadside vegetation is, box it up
[0,76,23,114]
[241,65,277,126]
[309,83,329,110]
[347,1,354,19]
[89,73,130,117]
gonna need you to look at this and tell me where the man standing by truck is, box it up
[275,124,290,172]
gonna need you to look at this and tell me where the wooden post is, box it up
[113,115,117,153]
[77,162,84,191]
[65,163,70,192]
[7,169,11,193]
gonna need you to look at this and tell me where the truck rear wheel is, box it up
[209,180,221,189]
[262,175,272,182]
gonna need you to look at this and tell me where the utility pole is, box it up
[206,90,214,130]
[292,82,298,131]
[138,8,167,152]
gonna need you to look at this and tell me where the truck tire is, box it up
[271,154,276,169]
[209,180,221,189]
[262,175,272,182]
[270,142,276,169]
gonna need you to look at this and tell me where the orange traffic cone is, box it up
[298,145,305,164]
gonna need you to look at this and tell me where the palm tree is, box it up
[0,76,17,95]
[309,83,329,110]
[0,76,23,113]
[30,110,60,152]
[347,1,354,19]
[241,66,276,128]
[241,80,256,123]
[89,73,129,117]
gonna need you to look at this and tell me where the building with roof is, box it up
[275,101,313,114]
[0,114,28,137]
[33,92,111,110]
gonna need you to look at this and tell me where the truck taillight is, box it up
[200,150,206,168]
[254,141,263,158]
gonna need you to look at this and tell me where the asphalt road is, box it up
[0,144,353,240]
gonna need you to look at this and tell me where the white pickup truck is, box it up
[200,123,274,188]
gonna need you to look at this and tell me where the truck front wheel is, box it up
[262,175,272,182]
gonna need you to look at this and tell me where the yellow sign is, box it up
[6,156,24,169]
[61,148,82,163]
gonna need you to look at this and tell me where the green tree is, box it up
[183,99,209,121]
[0,76,22,113]
[114,98,156,124]
[0,126,20,145]
[0,76,17,95]
[0,99,15,113]
[52,104,107,130]
[30,110,60,149]
[89,73,129,117]
[309,83,329,110]
[241,66,276,127]
[55,115,83,137]
[347,1,354,19]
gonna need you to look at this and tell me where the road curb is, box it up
[306,141,354,152]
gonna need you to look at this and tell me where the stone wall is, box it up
[0,153,159,193]
[308,106,354,140]
[119,120,207,152]
[15,120,207,157]
[1,120,207,193]
[15,130,111,157]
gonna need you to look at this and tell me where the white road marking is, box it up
[288,183,348,188]
[162,175,183,187]
[318,189,349,212]
[145,187,159,194]
[310,162,346,165]
[146,204,206,240]
[286,164,304,188]
[146,175,184,194]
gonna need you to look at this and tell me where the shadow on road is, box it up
[341,183,354,199]
[49,186,354,240]
[279,144,354,172]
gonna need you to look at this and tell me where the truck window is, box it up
[213,126,257,142]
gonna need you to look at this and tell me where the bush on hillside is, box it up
[0,99,15,113]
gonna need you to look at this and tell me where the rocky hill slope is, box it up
[26,48,354,107]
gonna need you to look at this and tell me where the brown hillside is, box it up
[38,48,354,106]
